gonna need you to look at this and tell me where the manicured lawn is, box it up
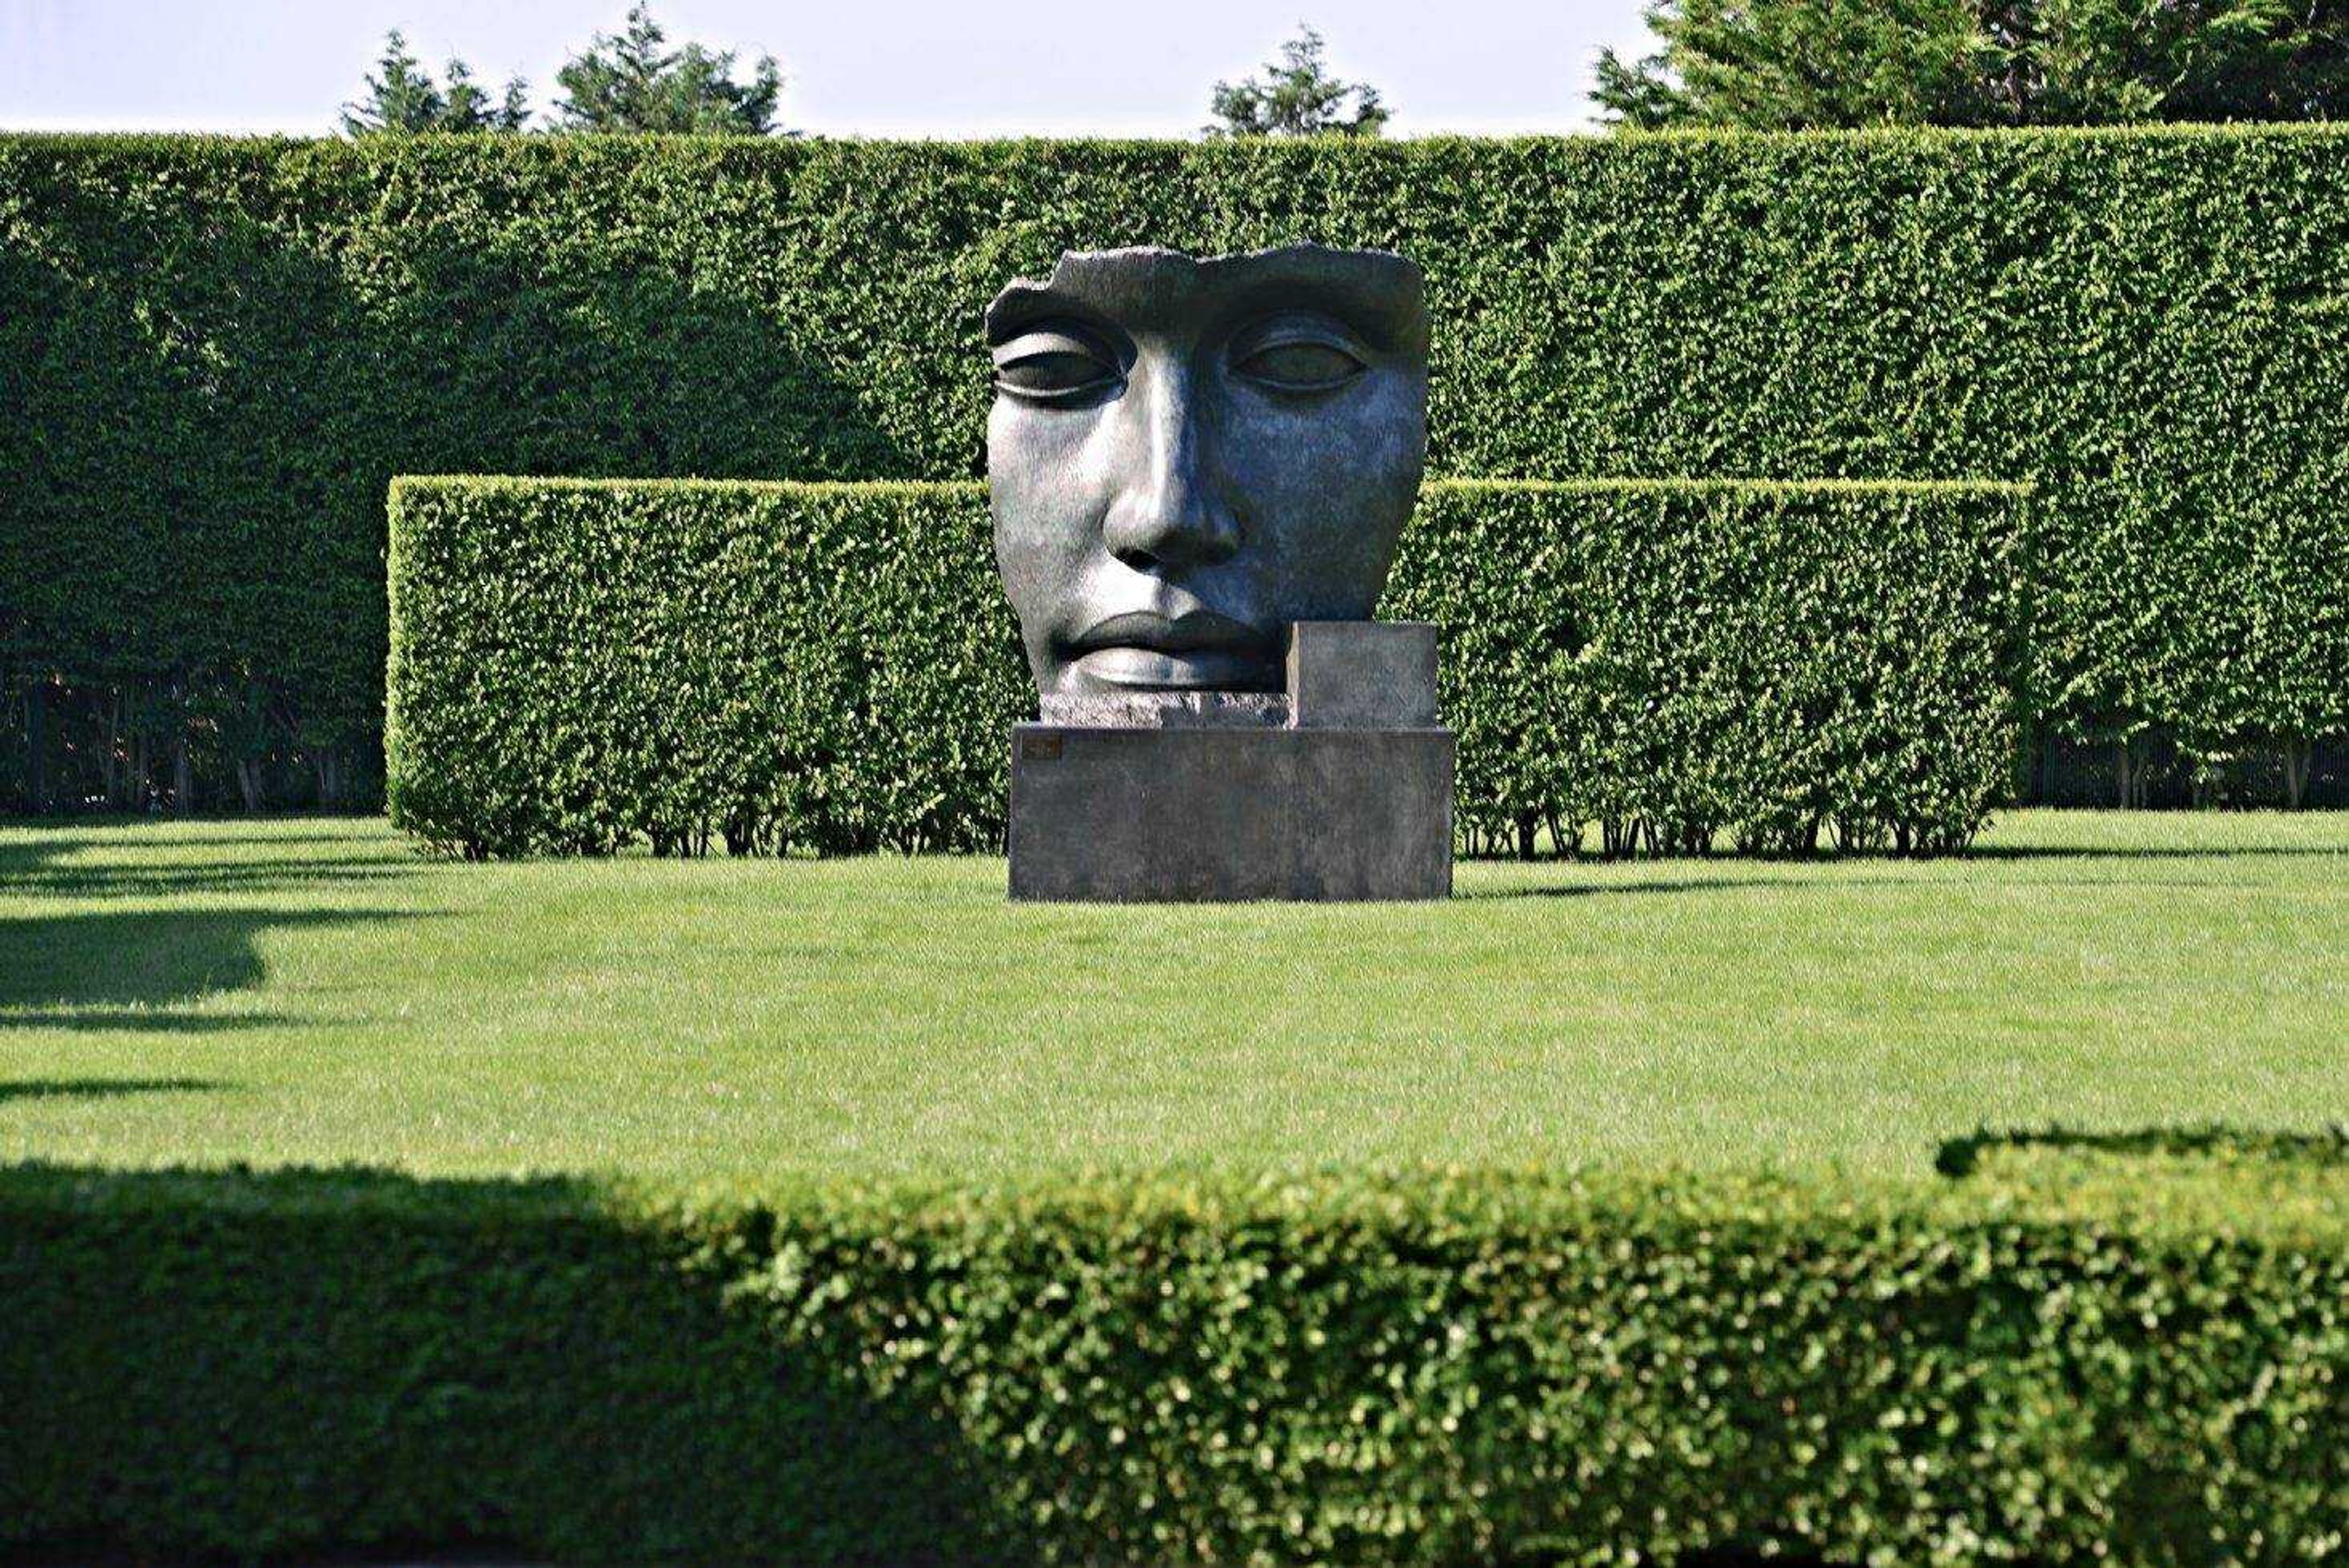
[1,811,2340,1183]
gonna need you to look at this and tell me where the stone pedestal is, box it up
[1008,623,1453,902]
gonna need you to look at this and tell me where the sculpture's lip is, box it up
[1069,646,1278,691]
[1072,609,1269,656]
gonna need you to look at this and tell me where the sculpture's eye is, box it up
[1231,315,1368,394]
[992,326,1121,404]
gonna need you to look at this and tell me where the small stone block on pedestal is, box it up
[1286,621,1439,729]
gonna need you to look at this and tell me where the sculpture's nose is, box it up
[1100,359,1240,571]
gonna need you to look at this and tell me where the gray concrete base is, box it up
[1008,724,1453,902]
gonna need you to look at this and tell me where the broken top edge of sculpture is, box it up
[1001,240,1421,282]
[985,243,1427,341]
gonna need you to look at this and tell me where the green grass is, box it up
[1,812,2342,1183]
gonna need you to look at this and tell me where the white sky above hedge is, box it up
[1,0,1652,138]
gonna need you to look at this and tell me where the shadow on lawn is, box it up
[1461,877,1800,902]
[0,1077,227,1104]
[0,828,420,902]
[0,1010,310,1035]
[0,908,426,1033]
[1961,844,2345,861]
[1,858,418,900]
[2,814,429,1028]
[1937,1123,2348,1178]
[0,822,396,849]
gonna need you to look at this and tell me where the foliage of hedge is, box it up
[5,127,2346,813]
[386,477,2025,858]
[386,477,1023,856]
[3,1146,2341,1564]
[1393,480,2027,855]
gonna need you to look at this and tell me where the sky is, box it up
[0,0,1655,138]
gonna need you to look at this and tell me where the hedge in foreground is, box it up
[385,476,2025,858]
[2,1145,2341,1564]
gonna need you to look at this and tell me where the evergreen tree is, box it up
[342,31,529,135]
[1206,24,1392,137]
[1593,0,2349,128]
[441,58,533,134]
[551,4,785,135]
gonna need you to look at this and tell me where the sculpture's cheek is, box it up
[989,403,1115,522]
[1206,378,1425,615]
[989,402,1113,688]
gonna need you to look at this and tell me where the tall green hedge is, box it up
[385,477,2025,858]
[4,128,2345,812]
[4,1143,2342,1564]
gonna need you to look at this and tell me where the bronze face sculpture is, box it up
[985,245,1430,697]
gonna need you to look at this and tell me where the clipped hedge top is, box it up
[391,474,2035,499]
[10,1140,2342,1247]
[661,1145,2349,1249]
[388,474,989,499]
[15,122,2349,155]
[1411,477,2035,498]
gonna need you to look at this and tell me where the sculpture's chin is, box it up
[1065,645,1278,693]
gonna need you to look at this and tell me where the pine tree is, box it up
[1592,0,2349,128]
[440,58,533,134]
[551,4,784,135]
[1206,24,1392,137]
[342,31,530,135]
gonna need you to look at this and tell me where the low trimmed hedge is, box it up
[3,1146,2341,1564]
[385,476,2027,859]
[1391,480,2028,856]
[385,477,1022,858]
